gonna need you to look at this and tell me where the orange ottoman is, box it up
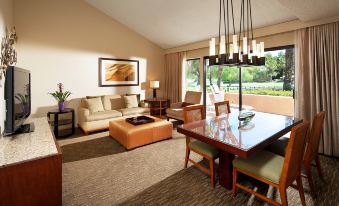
[109,116,173,150]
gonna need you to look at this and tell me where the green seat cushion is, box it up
[269,137,289,156]
[233,150,284,184]
[188,140,219,158]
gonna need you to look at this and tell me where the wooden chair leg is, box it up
[184,148,190,168]
[296,176,306,206]
[279,187,288,206]
[209,158,215,189]
[232,168,238,197]
[315,155,324,181]
[304,164,315,194]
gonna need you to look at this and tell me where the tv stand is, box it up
[0,118,61,206]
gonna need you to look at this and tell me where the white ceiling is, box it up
[84,0,339,49]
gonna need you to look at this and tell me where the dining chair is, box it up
[269,112,326,194]
[215,101,231,116]
[232,121,310,206]
[183,105,219,189]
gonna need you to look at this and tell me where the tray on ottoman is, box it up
[126,116,155,125]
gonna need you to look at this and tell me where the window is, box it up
[184,59,200,92]
[203,45,295,116]
[242,46,295,97]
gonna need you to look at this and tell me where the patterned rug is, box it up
[59,129,339,206]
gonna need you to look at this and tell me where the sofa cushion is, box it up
[86,95,102,99]
[124,95,139,108]
[125,94,141,104]
[84,97,105,114]
[117,107,150,116]
[85,110,123,122]
[102,95,124,110]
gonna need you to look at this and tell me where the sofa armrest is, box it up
[170,102,183,108]
[78,107,90,123]
[139,101,149,108]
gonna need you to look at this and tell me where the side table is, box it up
[144,98,170,117]
[47,108,75,138]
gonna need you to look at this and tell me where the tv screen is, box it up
[5,66,31,134]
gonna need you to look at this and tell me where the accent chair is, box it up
[166,91,202,121]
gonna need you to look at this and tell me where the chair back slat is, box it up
[183,105,205,124]
[280,122,310,187]
[304,112,326,163]
[215,101,231,116]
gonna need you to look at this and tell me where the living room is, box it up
[1,0,339,205]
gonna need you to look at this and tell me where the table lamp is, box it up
[150,80,159,98]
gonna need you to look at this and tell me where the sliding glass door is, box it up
[203,45,295,117]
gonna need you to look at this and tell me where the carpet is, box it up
[59,129,339,206]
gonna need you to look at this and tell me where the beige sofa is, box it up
[166,91,202,121]
[78,94,150,135]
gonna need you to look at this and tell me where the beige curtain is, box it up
[164,52,186,103]
[295,22,339,157]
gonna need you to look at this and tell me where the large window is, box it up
[184,58,201,92]
[204,45,295,116]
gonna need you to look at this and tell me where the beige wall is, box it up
[0,0,14,134]
[224,93,294,116]
[14,0,164,118]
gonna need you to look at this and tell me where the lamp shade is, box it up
[150,80,159,89]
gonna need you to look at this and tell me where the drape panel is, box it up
[295,22,339,157]
[164,52,186,103]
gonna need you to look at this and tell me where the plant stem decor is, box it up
[49,83,71,111]
[0,27,17,80]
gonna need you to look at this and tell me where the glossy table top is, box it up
[177,111,301,158]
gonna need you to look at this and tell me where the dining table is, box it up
[177,111,302,190]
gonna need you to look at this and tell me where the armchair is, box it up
[166,91,202,121]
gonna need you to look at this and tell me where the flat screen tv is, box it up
[4,66,34,135]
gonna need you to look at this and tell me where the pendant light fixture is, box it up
[209,0,265,66]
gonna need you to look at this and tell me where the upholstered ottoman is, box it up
[109,115,173,150]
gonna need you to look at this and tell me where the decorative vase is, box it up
[58,102,65,112]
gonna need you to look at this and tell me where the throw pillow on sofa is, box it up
[84,97,105,114]
[102,95,124,110]
[123,95,138,108]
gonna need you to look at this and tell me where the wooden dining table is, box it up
[177,111,302,190]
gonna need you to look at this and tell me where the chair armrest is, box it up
[170,102,183,108]
[78,107,90,123]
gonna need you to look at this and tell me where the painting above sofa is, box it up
[98,58,139,87]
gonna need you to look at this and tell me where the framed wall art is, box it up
[99,58,139,87]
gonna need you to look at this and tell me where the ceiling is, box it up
[84,0,339,49]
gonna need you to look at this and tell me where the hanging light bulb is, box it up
[220,35,226,54]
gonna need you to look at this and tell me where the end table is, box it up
[47,108,75,138]
[144,98,170,117]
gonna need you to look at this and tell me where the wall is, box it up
[14,0,164,120]
[0,0,14,134]
[224,93,294,116]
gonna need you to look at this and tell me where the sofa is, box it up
[78,94,150,135]
[166,91,202,121]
